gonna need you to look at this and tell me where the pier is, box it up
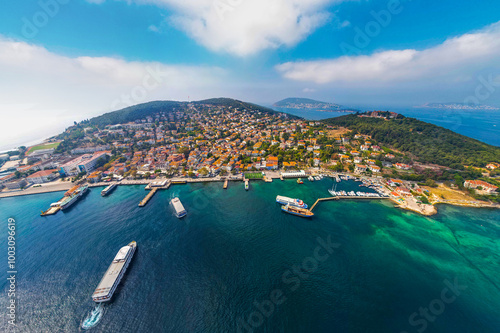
[138,181,171,207]
[139,188,158,207]
[41,206,60,216]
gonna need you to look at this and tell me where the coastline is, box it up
[1,173,498,216]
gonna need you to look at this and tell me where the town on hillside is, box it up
[1,105,499,212]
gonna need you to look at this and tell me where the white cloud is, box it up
[90,0,339,56]
[276,21,500,85]
[0,37,227,151]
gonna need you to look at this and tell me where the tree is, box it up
[454,174,465,190]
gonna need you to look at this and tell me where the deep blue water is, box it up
[1,180,500,332]
[273,107,500,147]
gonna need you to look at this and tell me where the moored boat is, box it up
[297,178,304,184]
[60,184,88,210]
[281,204,314,218]
[276,195,308,209]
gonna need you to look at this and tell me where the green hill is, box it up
[323,113,500,168]
[88,98,295,128]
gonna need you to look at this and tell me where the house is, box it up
[26,169,58,184]
[486,163,500,170]
[464,180,498,194]
[395,187,411,196]
[369,165,381,173]
[355,164,368,174]
[395,163,411,170]
[388,179,404,187]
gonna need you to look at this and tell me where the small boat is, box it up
[308,176,314,182]
[281,204,314,218]
[297,178,304,184]
[245,180,249,190]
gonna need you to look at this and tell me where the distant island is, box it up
[274,97,359,112]
[418,102,499,110]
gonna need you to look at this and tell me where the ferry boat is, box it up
[276,195,308,209]
[92,241,137,303]
[60,185,88,210]
[170,197,187,218]
[281,204,314,218]
[101,183,117,196]
[297,178,304,184]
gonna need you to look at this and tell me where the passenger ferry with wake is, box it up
[92,241,137,303]
[171,198,187,218]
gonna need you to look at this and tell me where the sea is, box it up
[1,179,499,332]
[272,107,500,147]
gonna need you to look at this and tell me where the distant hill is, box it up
[419,102,499,110]
[323,113,500,168]
[88,98,296,127]
[274,97,358,112]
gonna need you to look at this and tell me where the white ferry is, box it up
[171,198,187,218]
[276,195,308,209]
[60,185,88,210]
[92,241,137,303]
[101,183,117,196]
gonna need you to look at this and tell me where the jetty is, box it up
[138,181,171,207]
[41,206,60,216]
[139,188,158,207]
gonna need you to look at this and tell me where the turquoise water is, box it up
[0,180,499,332]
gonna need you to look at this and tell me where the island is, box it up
[418,102,499,110]
[0,99,498,217]
[274,97,359,113]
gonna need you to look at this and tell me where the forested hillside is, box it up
[324,114,500,168]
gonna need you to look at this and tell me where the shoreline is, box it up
[1,176,498,217]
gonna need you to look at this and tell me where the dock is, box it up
[41,206,60,216]
[223,179,228,189]
[139,188,158,207]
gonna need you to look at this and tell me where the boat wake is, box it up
[82,303,104,330]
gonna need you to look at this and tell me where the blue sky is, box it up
[1,0,500,149]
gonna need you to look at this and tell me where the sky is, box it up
[1,0,500,150]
